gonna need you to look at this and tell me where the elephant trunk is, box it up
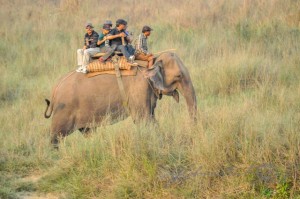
[178,76,197,122]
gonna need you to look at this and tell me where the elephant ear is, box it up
[143,60,165,91]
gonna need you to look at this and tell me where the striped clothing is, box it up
[135,33,149,55]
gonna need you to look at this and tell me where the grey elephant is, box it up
[44,52,197,145]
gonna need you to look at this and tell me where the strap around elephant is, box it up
[112,55,130,110]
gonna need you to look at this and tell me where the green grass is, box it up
[0,0,300,198]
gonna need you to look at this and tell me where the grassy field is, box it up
[0,0,300,198]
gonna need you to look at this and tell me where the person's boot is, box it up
[98,57,105,63]
[76,66,83,72]
[80,67,87,74]
[128,55,135,63]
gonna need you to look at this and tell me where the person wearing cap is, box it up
[135,25,154,68]
[103,19,135,63]
[76,22,100,73]
[103,20,113,28]
[97,24,114,62]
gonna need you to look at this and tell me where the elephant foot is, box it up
[51,136,59,149]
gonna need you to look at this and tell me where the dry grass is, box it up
[0,0,300,198]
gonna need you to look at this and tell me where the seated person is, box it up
[76,23,100,73]
[135,25,154,68]
[102,19,135,63]
[97,24,114,62]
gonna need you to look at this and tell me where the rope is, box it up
[111,55,130,114]
[137,66,161,99]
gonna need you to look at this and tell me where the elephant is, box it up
[44,52,197,145]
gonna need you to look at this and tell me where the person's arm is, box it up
[83,35,88,49]
[136,34,148,54]
[91,32,99,47]
[106,32,126,40]
[125,31,133,44]
[97,36,106,46]
[125,35,133,44]
[97,33,106,46]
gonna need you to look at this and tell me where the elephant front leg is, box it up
[129,104,152,124]
[128,89,155,124]
[79,127,97,138]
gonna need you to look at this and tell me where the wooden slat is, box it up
[135,60,148,67]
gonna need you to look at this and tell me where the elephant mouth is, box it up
[158,89,179,103]
[153,88,177,100]
[161,89,177,96]
[161,84,178,95]
[161,90,174,95]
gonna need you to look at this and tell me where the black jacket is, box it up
[108,28,127,46]
[84,30,99,48]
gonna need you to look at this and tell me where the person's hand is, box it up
[83,46,87,50]
[119,32,126,37]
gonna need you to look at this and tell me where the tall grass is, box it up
[0,0,300,198]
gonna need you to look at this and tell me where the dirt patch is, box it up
[16,173,60,199]
[19,174,45,184]
[17,192,59,199]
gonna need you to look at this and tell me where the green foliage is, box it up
[274,179,292,199]
[0,176,17,199]
[261,187,273,198]
[235,20,254,41]
[114,183,138,199]
[16,182,36,192]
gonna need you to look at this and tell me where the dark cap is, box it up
[103,24,111,30]
[85,22,94,28]
[103,20,113,26]
[142,25,153,33]
[116,19,127,26]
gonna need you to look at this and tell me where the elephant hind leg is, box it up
[50,131,70,149]
[50,119,75,148]
[50,115,76,148]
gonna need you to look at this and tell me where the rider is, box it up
[76,22,99,73]
[135,25,154,68]
[103,20,113,28]
[97,24,114,62]
[103,19,135,63]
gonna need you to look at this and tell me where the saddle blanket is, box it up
[86,55,149,78]
[87,57,131,73]
[86,66,138,78]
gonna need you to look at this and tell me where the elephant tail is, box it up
[44,99,53,118]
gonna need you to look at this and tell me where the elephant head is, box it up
[145,52,197,121]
